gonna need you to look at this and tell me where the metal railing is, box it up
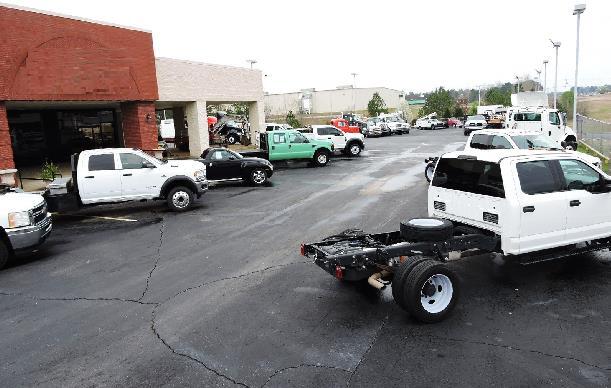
[576,114,611,160]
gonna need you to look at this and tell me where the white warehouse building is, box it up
[264,87,406,116]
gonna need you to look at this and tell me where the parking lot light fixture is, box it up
[543,60,549,94]
[550,39,561,109]
[573,4,586,126]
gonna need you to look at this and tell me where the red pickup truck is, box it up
[330,118,361,134]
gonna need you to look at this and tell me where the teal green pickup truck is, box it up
[240,130,334,167]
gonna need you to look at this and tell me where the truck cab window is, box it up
[433,159,505,198]
[272,133,286,143]
[120,153,149,169]
[88,154,115,171]
[490,136,512,150]
[516,161,560,194]
[549,112,561,126]
[558,159,600,188]
[470,134,491,149]
[288,133,308,143]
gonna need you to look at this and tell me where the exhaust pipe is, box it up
[367,270,391,290]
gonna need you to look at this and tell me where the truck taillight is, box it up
[300,243,305,256]
[335,265,344,280]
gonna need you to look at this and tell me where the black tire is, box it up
[226,134,238,145]
[400,218,453,242]
[347,142,362,157]
[248,168,267,186]
[391,256,428,309]
[464,130,469,136]
[0,239,10,270]
[402,260,460,323]
[313,149,330,167]
[424,163,435,183]
[166,186,194,212]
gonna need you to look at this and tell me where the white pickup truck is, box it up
[298,125,365,157]
[45,148,208,212]
[416,113,443,130]
[0,185,52,269]
[304,149,611,322]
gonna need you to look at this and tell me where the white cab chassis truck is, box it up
[0,186,52,269]
[303,149,611,323]
[298,125,365,157]
[45,148,208,213]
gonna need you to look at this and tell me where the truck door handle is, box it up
[123,173,132,177]
[570,200,581,207]
[523,206,535,213]
[84,176,94,179]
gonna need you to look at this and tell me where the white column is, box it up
[185,101,209,158]
[249,100,264,147]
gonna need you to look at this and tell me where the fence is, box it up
[576,114,611,160]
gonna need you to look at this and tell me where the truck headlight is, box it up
[8,211,32,228]
[194,169,206,181]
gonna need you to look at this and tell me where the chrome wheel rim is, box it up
[252,170,266,184]
[350,145,360,155]
[227,136,236,144]
[317,153,327,164]
[420,274,453,313]
[172,191,190,209]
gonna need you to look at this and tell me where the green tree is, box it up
[420,87,455,117]
[468,102,478,115]
[367,93,388,116]
[484,88,511,106]
[286,111,302,128]
[453,105,465,117]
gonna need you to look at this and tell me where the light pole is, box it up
[350,72,358,113]
[550,39,561,109]
[573,4,586,127]
[515,76,520,93]
[246,59,257,69]
[535,69,541,91]
[543,60,549,95]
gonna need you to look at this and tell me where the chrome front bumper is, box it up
[6,214,52,251]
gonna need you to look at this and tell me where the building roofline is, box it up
[155,57,260,73]
[264,86,403,96]
[0,2,152,33]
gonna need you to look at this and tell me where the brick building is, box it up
[0,3,264,185]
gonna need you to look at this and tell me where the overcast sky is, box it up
[7,0,611,94]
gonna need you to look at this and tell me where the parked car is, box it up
[379,123,392,136]
[240,130,334,167]
[303,148,611,323]
[447,118,463,127]
[0,186,52,270]
[265,123,293,132]
[299,125,365,157]
[199,147,273,186]
[364,118,382,137]
[44,148,208,212]
[330,118,361,134]
[463,115,487,136]
[416,115,442,130]
[380,115,410,135]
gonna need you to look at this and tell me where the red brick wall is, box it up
[121,102,158,150]
[0,6,158,101]
[0,103,15,170]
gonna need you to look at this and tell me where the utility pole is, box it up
[550,39,561,109]
[515,76,520,93]
[350,73,358,113]
[573,4,586,126]
[246,59,257,69]
[535,69,541,91]
[543,60,549,95]
[478,85,481,106]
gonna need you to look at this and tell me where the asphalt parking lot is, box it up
[1,128,610,387]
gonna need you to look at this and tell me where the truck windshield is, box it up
[433,158,505,198]
[511,135,558,150]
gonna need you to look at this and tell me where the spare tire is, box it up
[400,218,453,242]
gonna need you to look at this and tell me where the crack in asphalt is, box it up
[148,259,312,388]
[261,363,351,388]
[138,219,165,302]
[345,314,390,387]
[0,291,157,305]
[413,333,611,371]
